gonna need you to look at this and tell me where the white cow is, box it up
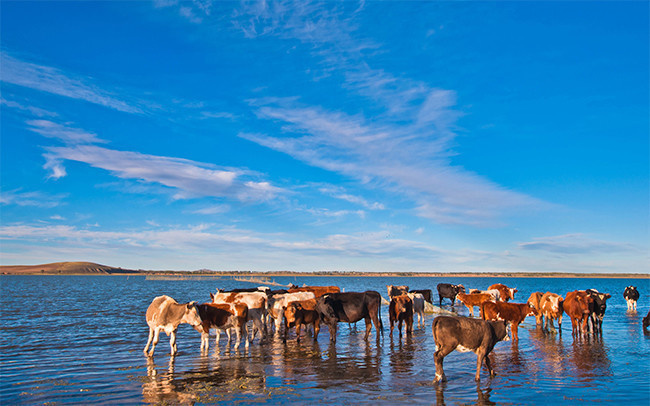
[407,292,426,328]
[144,295,202,356]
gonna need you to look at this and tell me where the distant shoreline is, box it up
[0,262,647,279]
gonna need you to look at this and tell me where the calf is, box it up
[527,292,544,325]
[211,290,267,342]
[196,303,248,350]
[432,316,509,382]
[564,290,594,337]
[144,295,202,356]
[623,286,640,311]
[387,285,409,299]
[410,289,433,304]
[283,298,320,342]
[437,283,465,306]
[585,289,611,335]
[482,301,536,341]
[267,291,316,334]
[488,283,517,302]
[316,291,383,342]
[540,292,564,333]
[389,294,414,337]
[407,292,426,328]
[456,292,493,317]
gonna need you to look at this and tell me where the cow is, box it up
[431,316,509,383]
[410,289,433,304]
[211,290,267,342]
[407,292,426,328]
[144,295,202,356]
[456,292,493,317]
[195,303,249,350]
[488,283,517,302]
[267,291,316,334]
[585,289,611,335]
[564,290,595,337]
[436,283,465,306]
[469,289,501,302]
[288,285,341,298]
[387,285,409,299]
[389,294,414,337]
[315,291,383,342]
[643,310,650,332]
[527,292,544,325]
[540,292,564,333]
[283,298,320,343]
[623,286,640,311]
[481,301,536,342]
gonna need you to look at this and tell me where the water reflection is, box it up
[434,382,495,406]
[528,325,568,378]
[389,334,416,375]
[569,339,612,378]
[142,356,195,405]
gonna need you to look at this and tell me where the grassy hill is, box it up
[0,261,141,275]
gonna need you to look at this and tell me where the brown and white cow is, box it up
[211,290,267,342]
[482,301,536,341]
[469,288,501,302]
[540,292,564,333]
[196,303,249,350]
[564,290,595,337]
[267,291,316,334]
[389,294,414,337]
[527,292,544,325]
[283,298,320,342]
[456,292,494,317]
[488,283,517,302]
[144,295,202,356]
[432,316,509,382]
[387,285,409,299]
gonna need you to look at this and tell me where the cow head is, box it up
[489,320,510,342]
[182,302,203,327]
[284,303,300,327]
[316,295,338,324]
[393,295,412,315]
[455,284,466,294]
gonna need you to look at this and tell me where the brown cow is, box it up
[387,285,409,299]
[196,303,248,350]
[432,316,509,382]
[540,292,564,333]
[288,285,341,298]
[283,298,320,343]
[456,292,493,317]
[527,292,544,325]
[482,301,536,341]
[488,283,517,302]
[564,290,594,337]
[389,294,414,337]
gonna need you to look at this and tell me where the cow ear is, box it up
[210,292,214,300]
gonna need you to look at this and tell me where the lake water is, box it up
[1,275,648,405]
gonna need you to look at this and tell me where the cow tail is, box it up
[480,301,487,320]
[379,301,384,334]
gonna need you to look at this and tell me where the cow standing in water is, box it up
[144,295,202,356]
[624,286,639,311]
[316,291,383,342]
[431,316,509,382]
[436,283,465,306]
[389,294,414,337]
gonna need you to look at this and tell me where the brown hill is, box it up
[0,262,140,275]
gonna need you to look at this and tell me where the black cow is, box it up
[585,289,611,335]
[624,286,640,311]
[643,310,650,332]
[431,315,509,382]
[316,291,383,342]
[437,283,465,306]
[410,289,433,304]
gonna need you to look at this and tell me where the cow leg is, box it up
[512,323,519,342]
[390,318,395,337]
[408,317,414,334]
[144,327,154,356]
[274,316,283,337]
[439,295,443,307]
[364,316,372,340]
[169,331,177,355]
[433,345,454,383]
[466,305,474,317]
[234,325,241,350]
[329,323,337,342]
[226,328,232,343]
[398,318,403,337]
[242,323,249,348]
[557,315,562,334]
[201,332,209,352]
[296,322,302,343]
[314,319,320,341]
[148,328,161,356]
[475,349,487,381]
[484,353,496,377]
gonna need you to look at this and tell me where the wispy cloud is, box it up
[27,120,108,145]
[319,186,385,210]
[1,52,142,114]
[518,234,643,255]
[1,98,58,117]
[0,189,66,208]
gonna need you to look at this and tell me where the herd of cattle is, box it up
[143,282,648,383]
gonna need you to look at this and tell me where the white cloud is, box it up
[27,120,108,145]
[0,189,66,208]
[0,52,141,114]
[518,234,643,255]
[1,98,58,117]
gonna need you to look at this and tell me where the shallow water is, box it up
[1,275,648,405]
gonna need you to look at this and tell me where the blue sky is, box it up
[1,1,647,273]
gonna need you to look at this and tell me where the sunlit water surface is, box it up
[1,275,648,405]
